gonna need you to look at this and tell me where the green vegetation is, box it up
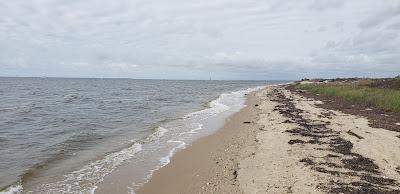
[295,84,400,112]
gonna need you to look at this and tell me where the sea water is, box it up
[0,77,287,193]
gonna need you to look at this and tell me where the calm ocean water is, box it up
[0,77,287,193]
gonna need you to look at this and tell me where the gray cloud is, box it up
[0,0,399,79]
[309,0,345,10]
[308,1,400,76]
[358,1,400,29]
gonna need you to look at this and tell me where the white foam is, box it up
[145,126,168,142]
[127,186,135,194]
[160,140,187,166]
[0,182,23,194]
[31,143,142,194]
[185,85,266,121]
[130,140,188,190]
[187,123,203,134]
[34,125,171,193]
[184,95,230,119]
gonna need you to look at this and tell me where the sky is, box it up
[0,0,399,80]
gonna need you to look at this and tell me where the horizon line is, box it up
[0,76,295,81]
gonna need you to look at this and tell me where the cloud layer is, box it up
[1,0,399,79]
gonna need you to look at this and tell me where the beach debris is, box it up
[243,121,251,124]
[288,139,305,144]
[288,84,400,133]
[299,158,315,166]
[283,119,294,123]
[287,186,293,193]
[347,130,364,139]
[254,104,259,107]
[396,123,400,126]
[270,87,400,193]
[232,170,238,179]
[295,89,306,93]
[258,127,266,131]
[325,154,340,158]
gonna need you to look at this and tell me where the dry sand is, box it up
[239,86,400,193]
[104,85,400,193]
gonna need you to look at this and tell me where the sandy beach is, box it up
[136,85,400,193]
[3,1,400,193]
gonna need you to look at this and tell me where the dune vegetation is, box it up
[295,83,400,112]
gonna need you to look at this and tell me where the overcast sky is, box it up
[1,0,399,80]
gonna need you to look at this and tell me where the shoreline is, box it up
[93,86,266,194]
[135,85,400,193]
[136,89,262,194]
[1,82,270,194]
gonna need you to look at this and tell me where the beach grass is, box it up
[295,84,400,112]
